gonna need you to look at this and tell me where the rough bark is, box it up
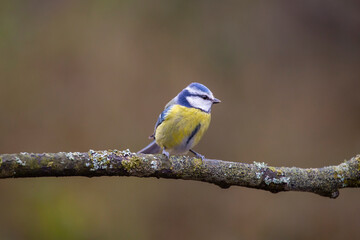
[0,149,359,198]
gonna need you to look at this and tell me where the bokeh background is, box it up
[1,1,360,239]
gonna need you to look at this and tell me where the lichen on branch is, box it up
[0,150,359,199]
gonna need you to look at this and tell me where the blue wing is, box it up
[150,105,172,138]
[149,97,177,139]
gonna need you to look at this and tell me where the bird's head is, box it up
[176,82,221,113]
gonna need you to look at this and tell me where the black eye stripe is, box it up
[187,93,210,100]
[201,95,210,100]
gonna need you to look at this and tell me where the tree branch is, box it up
[0,150,359,198]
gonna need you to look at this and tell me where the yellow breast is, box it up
[155,105,211,153]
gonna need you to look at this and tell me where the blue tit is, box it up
[138,82,220,159]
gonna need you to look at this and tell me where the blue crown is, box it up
[188,82,211,94]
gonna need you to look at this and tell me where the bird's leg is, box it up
[189,149,205,160]
[162,149,170,159]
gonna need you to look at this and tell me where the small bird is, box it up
[138,82,220,159]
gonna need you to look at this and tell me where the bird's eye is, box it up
[201,95,209,100]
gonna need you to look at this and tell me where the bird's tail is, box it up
[137,140,161,154]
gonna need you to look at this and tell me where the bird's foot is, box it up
[189,149,205,160]
[162,149,170,159]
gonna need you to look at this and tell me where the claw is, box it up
[196,153,205,160]
[162,149,170,159]
[189,149,205,160]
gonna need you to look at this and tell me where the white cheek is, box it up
[186,96,212,112]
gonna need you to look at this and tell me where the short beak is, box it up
[212,98,221,104]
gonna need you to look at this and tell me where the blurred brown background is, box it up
[1,1,360,239]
